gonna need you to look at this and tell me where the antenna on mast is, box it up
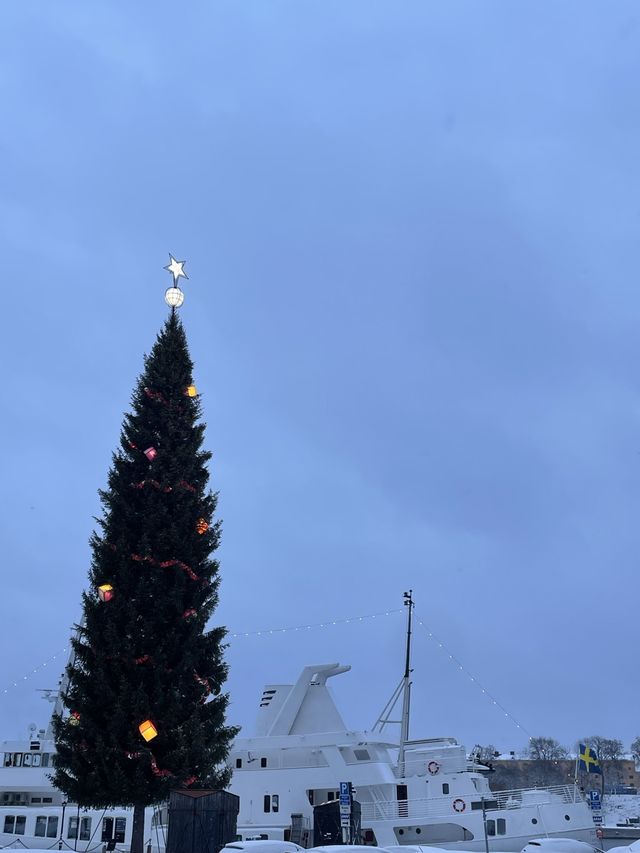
[371,589,415,777]
[398,589,414,774]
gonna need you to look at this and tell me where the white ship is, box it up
[228,594,597,850]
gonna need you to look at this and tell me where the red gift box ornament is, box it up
[144,447,157,461]
[195,518,209,535]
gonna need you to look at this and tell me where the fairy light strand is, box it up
[414,610,532,738]
[1,610,404,700]
[228,608,404,639]
[1,648,69,696]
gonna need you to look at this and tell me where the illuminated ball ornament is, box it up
[139,719,158,742]
[164,286,185,308]
[98,584,114,602]
[196,518,209,535]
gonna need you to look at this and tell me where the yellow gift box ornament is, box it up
[139,719,158,742]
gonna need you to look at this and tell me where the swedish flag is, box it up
[579,744,602,774]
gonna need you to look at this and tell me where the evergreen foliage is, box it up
[52,312,237,810]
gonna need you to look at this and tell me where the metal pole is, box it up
[481,797,490,853]
[398,590,414,775]
[60,801,67,850]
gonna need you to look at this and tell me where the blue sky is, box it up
[1,1,639,755]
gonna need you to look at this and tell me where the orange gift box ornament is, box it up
[195,518,209,535]
[138,719,158,742]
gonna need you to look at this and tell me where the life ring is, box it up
[453,798,466,813]
[428,761,440,775]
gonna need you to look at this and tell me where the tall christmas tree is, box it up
[52,259,237,853]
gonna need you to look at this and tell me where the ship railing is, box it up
[359,784,584,822]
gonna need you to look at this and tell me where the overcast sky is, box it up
[1,1,639,758]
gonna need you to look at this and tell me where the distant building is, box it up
[489,758,640,793]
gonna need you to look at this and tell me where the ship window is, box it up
[32,754,42,767]
[43,797,53,803]
[2,753,10,766]
[68,817,79,839]
[32,797,42,803]
[328,792,335,800]
[114,818,126,843]
[564,815,570,821]
[23,753,32,767]
[47,817,59,838]
[497,819,506,835]
[272,795,279,813]
[236,758,242,768]
[15,816,26,835]
[354,749,370,761]
[532,818,538,825]
[11,753,23,767]
[80,818,92,841]
[487,820,496,837]
[102,818,114,842]
[442,784,450,794]
[35,817,47,837]
[264,795,271,813]
[261,758,267,768]
[41,754,49,767]
[4,816,15,834]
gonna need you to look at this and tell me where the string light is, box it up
[1,611,403,701]
[414,611,531,737]
[228,608,403,639]
[2,648,69,697]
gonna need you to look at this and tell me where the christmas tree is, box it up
[52,260,237,853]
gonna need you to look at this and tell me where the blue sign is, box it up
[592,814,603,825]
[589,791,601,804]
[339,782,351,807]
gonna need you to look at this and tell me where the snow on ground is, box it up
[604,795,640,825]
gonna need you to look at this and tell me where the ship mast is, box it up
[398,589,414,773]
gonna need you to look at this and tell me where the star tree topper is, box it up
[164,254,189,285]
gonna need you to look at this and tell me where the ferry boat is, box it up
[228,593,597,850]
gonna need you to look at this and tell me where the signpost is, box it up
[339,782,352,843]
[589,791,603,825]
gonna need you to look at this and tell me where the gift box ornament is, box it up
[69,711,81,726]
[98,584,114,602]
[196,518,209,534]
[144,447,157,461]
[138,719,158,742]
[186,385,198,397]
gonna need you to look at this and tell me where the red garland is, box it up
[144,387,169,405]
[182,608,197,619]
[131,553,201,581]
[193,672,211,693]
[183,775,198,787]
[150,756,174,778]
[131,479,173,493]
[131,479,198,494]
[134,655,152,665]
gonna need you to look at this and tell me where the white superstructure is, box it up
[228,662,597,851]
